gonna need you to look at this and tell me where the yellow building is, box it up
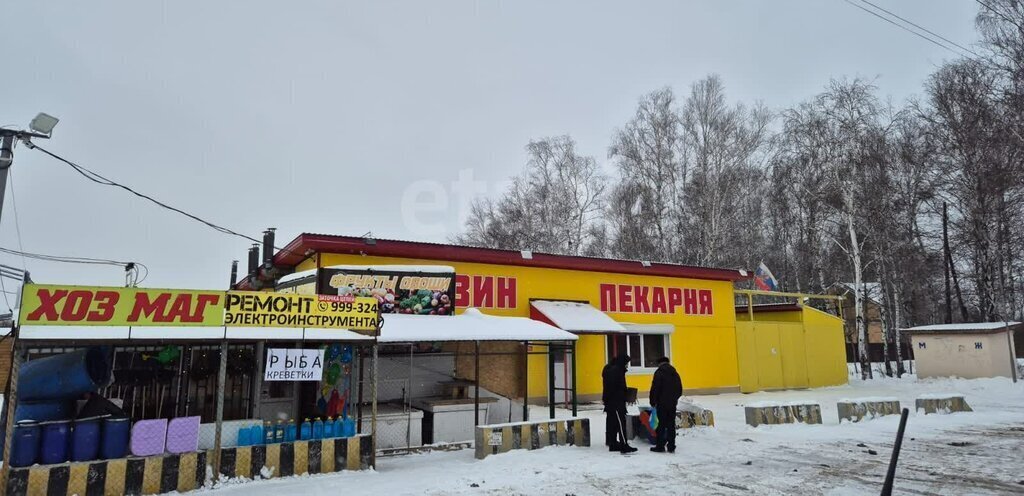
[241,234,847,403]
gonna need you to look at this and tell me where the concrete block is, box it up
[475,417,589,460]
[837,398,901,423]
[915,395,972,414]
[744,403,822,427]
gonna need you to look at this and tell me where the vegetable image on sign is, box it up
[264,348,326,381]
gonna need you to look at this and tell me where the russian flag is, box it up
[754,262,779,291]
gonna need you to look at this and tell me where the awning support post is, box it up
[522,341,529,422]
[571,341,578,417]
[0,335,23,492]
[370,343,378,467]
[212,338,228,479]
[548,344,556,420]
[474,340,481,427]
[357,346,365,433]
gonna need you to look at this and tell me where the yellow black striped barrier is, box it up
[474,418,589,460]
[6,435,374,495]
[218,435,374,479]
[676,408,715,428]
[6,450,206,496]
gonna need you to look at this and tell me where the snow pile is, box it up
[529,300,625,333]
[209,374,1024,495]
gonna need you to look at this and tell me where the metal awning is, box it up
[378,308,577,343]
[529,300,627,334]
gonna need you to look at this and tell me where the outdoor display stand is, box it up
[0,284,382,496]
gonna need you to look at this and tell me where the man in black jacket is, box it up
[648,356,682,453]
[602,354,637,454]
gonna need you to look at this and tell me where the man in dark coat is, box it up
[602,354,637,454]
[648,356,682,453]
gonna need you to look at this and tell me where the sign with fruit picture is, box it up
[317,268,456,316]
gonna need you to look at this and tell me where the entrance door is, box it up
[551,349,572,407]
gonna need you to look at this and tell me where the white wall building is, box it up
[904,322,1020,380]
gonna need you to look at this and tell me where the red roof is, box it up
[236,233,748,289]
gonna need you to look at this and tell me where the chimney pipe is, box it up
[229,260,239,288]
[248,244,259,277]
[263,228,276,266]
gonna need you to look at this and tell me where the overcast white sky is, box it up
[1,1,979,293]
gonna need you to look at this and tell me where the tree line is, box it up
[454,2,1024,378]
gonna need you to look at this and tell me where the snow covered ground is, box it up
[199,371,1024,495]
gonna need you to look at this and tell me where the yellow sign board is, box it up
[224,291,380,333]
[19,284,225,327]
[18,284,381,335]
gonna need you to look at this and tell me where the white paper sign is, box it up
[264,348,325,381]
[488,431,503,446]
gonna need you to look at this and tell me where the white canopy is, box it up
[902,321,1021,333]
[378,308,577,343]
[529,300,626,333]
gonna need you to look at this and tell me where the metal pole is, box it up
[570,341,578,417]
[548,344,556,419]
[1003,322,1018,383]
[212,338,229,478]
[522,341,529,422]
[881,408,910,496]
[474,341,480,427]
[0,334,23,492]
[370,343,378,467]
[406,343,413,448]
[0,135,13,222]
[357,346,365,433]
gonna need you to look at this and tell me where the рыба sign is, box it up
[264,348,325,381]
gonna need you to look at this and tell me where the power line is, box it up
[8,171,28,271]
[29,143,265,246]
[0,245,141,268]
[842,0,966,57]
[859,0,984,59]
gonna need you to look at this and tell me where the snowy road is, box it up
[202,374,1024,495]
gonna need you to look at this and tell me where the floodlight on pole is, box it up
[29,113,59,136]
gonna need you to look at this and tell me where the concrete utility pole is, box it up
[0,113,59,223]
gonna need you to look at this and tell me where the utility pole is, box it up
[0,113,59,225]
[942,202,952,324]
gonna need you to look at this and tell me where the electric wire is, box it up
[29,143,265,246]
[8,171,28,272]
[859,0,984,58]
[842,0,968,57]
[28,143,300,264]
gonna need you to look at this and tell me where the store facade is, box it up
[240,234,762,404]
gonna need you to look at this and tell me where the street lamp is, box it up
[0,111,59,221]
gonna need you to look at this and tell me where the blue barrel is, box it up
[19,349,111,403]
[71,417,103,462]
[237,426,251,447]
[15,400,74,423]
[9,421,41,467]
[100,417,130,460]
[39,420,71,465]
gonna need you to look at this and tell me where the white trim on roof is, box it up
[903,322,1020,332]
[620,323,674,335]
[529,300,627,333]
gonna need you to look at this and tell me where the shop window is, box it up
[606,334,669,371]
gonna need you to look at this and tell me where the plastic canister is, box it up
[100,417,130,459]
[9,421,40,468]
[70,416,103,462]
[312,418,324,440]
[299,419,311,440]
[39,420,72,465]
[323,417,335,438]
[284,420,296,442]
